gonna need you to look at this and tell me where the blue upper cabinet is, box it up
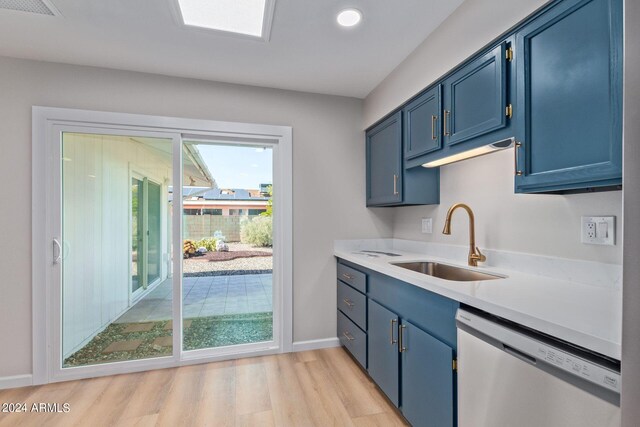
[366,111,440,207]
[514,0,622,193]
[366,112,403,206]
[404,85,442,167]
[443,42,509,147]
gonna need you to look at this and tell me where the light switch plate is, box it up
[581,216,615,245]
[422,218,433,234]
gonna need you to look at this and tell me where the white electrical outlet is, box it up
[581,216,615,245]
[422,218,433,234]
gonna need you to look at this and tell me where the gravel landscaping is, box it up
[64,312,273,367]
[183,242,272,277]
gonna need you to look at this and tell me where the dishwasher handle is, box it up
[503,344,537,365]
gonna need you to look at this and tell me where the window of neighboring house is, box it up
[248,209,266,215]
[229,209,247,216]
[183,208,201,215]
[202,209,222,215]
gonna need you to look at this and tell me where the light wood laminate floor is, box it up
[0,348,408,427]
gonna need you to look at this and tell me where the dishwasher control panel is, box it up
[535,345,620,392]
[457,309,621,394]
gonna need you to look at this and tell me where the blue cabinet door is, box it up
[404,85,442,163]
[366,112,403,206]
[367,299,399,406]
[443,42,508,147]
[401,320,455,427]
[514,0,622,193]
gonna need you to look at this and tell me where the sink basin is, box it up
[391,261,503,282]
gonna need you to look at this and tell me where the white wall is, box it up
[61,133,172,358]
[621,0,640,423]
[0,55,393,378]
[392,152,622,264]
[363,0,623,265]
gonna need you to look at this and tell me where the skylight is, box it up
[177,0,269,38]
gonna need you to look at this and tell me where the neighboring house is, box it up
[175,186,271,216]
[170,186,272,242]
[61,134,213,358]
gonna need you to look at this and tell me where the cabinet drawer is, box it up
[338,310,367,368]
[337,263,366,293]
[337,280,366,330]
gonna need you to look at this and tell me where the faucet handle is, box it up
[473,247,486,263]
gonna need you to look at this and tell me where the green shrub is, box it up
[196,238,217,252]
[241,216,272,247]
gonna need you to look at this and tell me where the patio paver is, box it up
[102,339,143,354]
[114,273,273,324]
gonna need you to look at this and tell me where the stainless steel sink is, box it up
[391,261,503,282]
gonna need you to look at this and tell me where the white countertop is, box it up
[334,239,622,360]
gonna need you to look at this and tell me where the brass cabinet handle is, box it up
[443,110,450,136]
[390,319,398,345]
[342,298,355,308]
[341,273,353,280]
[399,324,407,353]
[431,115,438,140]
[514,141,523,176]
[343,331,355,341]
[393,174,399,195]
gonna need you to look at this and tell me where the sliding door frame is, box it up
[32,106,293,385]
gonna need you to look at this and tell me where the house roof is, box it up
[169,187,270,202]
[132,137,215,187]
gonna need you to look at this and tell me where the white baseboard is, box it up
[0,374,33,390]
[292,337,340,352]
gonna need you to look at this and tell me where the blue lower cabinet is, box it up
[337,260,458,426]
[401,320,455,427]
[337,310,367,369]
[367,300,400,406]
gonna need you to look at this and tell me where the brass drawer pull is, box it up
[443,110,450,136]
[390,319,397,345]
[343,331,355,341]
[399,324,407,353]
[514,141,523,176]
[393,174,399,195]
[431,115,437,140]
[341,273,353,280]
[343,299,355,308]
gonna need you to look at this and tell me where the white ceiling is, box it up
[0,0,464,98]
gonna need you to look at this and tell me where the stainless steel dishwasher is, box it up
[456,308,621,427]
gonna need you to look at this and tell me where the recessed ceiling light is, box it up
[337,8,362,27]
[177,0,270,38]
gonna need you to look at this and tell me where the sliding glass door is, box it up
[181,141,275,353]
[60,131,175,368]
[39,112,288,384]
[131,177,163,299]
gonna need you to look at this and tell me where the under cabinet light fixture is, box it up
[422,138,515,168]
[175,0,276,40]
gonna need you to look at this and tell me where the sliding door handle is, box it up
[53,238,62,264]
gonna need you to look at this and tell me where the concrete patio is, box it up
[114,273,273,324]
